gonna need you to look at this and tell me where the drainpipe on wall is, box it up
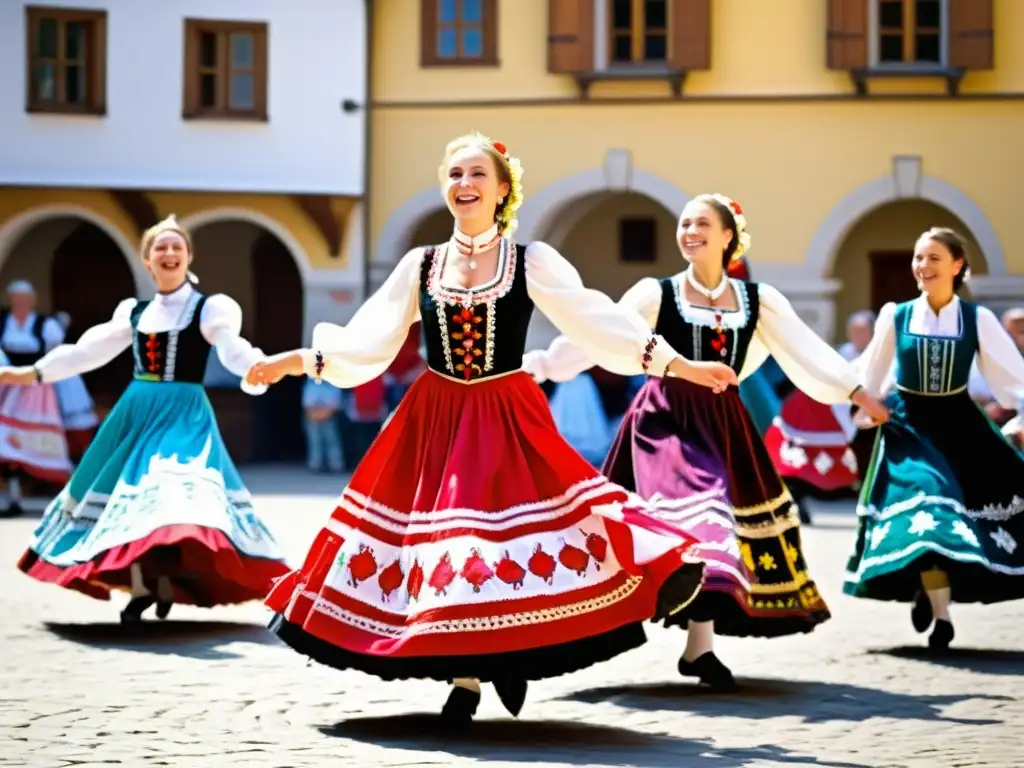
[361,0,374,301]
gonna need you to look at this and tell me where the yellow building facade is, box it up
[369,0,1022,345]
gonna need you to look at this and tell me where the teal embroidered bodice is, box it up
[892,300,978,395]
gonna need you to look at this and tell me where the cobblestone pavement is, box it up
[1,469,1020,767]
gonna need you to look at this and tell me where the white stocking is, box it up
[683,619,715,662]
[129,563,150,597]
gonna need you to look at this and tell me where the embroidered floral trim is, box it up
[450,306,485,381]
[858,493,1024,523]
[483,299,496,372]
[428,238,517,308]
[642,337,657,374]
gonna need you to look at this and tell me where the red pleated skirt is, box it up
[267,369,703,682]
[763,390,859,492]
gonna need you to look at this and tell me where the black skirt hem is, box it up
[663,591,831,638]
[842,550,1024,605]
[269,614,647,683]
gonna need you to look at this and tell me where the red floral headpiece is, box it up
[492,141,508,157]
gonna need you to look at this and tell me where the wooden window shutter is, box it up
[669,0,711,70]
[826,0,868,70]
[547,0,594,73]
[949,0,993,70]
[420,0,439,67]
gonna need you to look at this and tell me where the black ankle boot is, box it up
[440,686,480,726]
[911,592,933,633]
[678,651,738,691]
[493,677,528,717]
[928,619,954,650]
[120,596,155,624]
[653,562,705,624]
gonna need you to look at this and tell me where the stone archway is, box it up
[808,158,1006,279]
[0,211,138,411]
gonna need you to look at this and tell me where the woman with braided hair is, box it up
[525,194,889,689]
[246,132,736,725]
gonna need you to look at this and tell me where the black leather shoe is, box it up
[120,596,155,624]
[440,686,480,726]
[911,592,933,633]
[928,619,954,650]
[677,651,739,691]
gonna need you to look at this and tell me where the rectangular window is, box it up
[421,0,498,67]
[609,0,668,65]
[25,6,106,114]
[619,217,658,262]
[874,0,945,66]
[183,19,268,120]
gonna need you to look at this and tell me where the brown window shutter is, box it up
[826,0,868,70]
[949,0,993,70]
[669,0,711,70]
[420,0,439,67]
[547,0,594,73]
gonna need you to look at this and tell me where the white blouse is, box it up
[1,311,65,353]
[34,283,267,395]
[857,294,1024,410]
[299,240,685,389]
[523,275,861,405]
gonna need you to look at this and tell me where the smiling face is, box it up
[677,199,733,267]
[145,230,191,291]
[442,145,510,234]
[912,234,963,296]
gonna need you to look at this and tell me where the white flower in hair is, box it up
[710,193,752,260]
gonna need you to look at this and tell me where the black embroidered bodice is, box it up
[655,277,761,373]
[0,311,49,366]
[130,292,211,384]
[419,240,534,382]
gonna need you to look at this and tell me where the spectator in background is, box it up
[969,306,1024,426]
[838,310,876,361]
[302,375,344,474]
[343,376,388,468]
[52,311,100,464]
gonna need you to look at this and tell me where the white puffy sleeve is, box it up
[856,302,898,396]
[36,299,135,384]
[749,283,861,404]
[975,306,1024,410]
[300,248,422,389]
[524,242,680,379]
[523,276,663,384]
[41,317,65,351]
[200,294,269,396]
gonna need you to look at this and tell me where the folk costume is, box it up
[0,282,73,513]
[17,283,289,622]
[525,261,865,687]
[843,295,1024,648]
[266,228,706,719]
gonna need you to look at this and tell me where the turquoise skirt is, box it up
[843,389,1024,604]
[18,380,289,605]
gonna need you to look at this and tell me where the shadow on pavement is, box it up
[319,715,870,767]
[555,677,1011,726]
[870,645,1024,677]
[43,619,278,661]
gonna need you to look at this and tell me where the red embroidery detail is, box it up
[558,541,590,576]
[378,559,404,602]
[407,559,424,601]
[710,312,729,358]
[450,306,484,380]
[460,548,495,592]
[144,333,162,372]
[347,544,378,587]
[528,544,557,584]
[494,550,527,590]
[582,531,608,569]
[428,553,457,596]
[642,336,657,374]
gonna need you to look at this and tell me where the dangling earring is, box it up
[498,197,504,205]
[187,270,199,284]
